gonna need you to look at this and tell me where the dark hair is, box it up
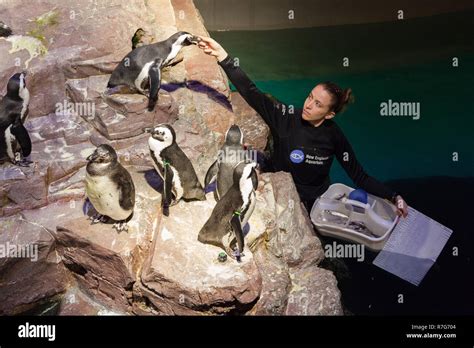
[320,81,354,114]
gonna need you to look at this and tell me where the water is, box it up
[210,10,474,315]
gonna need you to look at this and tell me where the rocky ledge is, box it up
[0,0,342,315]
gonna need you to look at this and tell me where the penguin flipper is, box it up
[204,160,218,189]
[147,59,162,111]
[230,214,245,254]
[116,166,135,212]
[251,169,258,190]
[11,118,31,157]
[163,162,174,216]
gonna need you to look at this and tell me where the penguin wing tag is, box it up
[230,213,245,254]
[11,116,31,157]
[147,58,162,111]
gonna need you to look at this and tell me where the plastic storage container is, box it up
[310,183,399,251]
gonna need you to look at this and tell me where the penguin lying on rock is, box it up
[0,72,32,166]
[198,160,258,262]
[145,124,206,217]
[107,31,200,111]
[85,144,135,232]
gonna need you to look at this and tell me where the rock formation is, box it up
[0,0,342,315]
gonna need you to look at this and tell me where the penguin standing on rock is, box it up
[0,72,32,166]
[145,124,206,217]
[198,161,258,261]
[107,31,200,111]
[85,144,135,232]
[204,124,246,201]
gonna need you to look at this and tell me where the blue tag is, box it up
[289,149,305,164]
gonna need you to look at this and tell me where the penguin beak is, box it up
[87,152,98,162]
[187,35,200,45]
[154,133,164,141]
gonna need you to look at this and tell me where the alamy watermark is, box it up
[55,100,96,119]
[0,242,38,262]
[324,241,365,262]
[380,99,420,120]
[216,148,258,164]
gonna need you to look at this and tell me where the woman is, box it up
[196,36,408,218]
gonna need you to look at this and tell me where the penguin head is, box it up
[7,71,27,99]
[233,160,258,185]
[172,31,200,46]
[224,124,243,146]
[144,124,176,147]
[87,144,118,164]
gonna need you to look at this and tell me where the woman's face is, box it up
[302,84,335,124]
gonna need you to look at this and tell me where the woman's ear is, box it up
[325,111,336,120]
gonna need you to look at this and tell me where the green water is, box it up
[211,10,474,186]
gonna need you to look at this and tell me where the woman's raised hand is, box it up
[196,35,228,62]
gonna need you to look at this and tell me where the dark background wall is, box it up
[194,0,474,30]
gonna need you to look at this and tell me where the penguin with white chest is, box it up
[204,124,247,201]
[145,124,206,216]
[0,72,31,166]
[198,161,258,262]
[107,31,200,111]
[85,144,135,232]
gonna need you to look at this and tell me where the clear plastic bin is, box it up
[310,183,399,251]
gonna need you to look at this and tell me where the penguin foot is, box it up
[13,158,33,167]
[90,214,108,224]
[231,249,245,263]
[169,199,179,207]
[104,86,120,96]
[147,100,157,112]
[113,221,129,232]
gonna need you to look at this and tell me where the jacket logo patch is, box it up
[290,149,305,163]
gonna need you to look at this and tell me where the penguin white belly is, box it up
[4,125,16,160]
[163,42,182,65]
[19,88,30,122]
[85,173,131,221]
[149,140,184,201]
[150,155,184,201]
[241,191,256,227]
[134,61,153,93]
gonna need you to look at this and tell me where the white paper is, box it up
[373,206,452,286]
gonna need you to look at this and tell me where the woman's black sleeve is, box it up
[334,125,396,200]
[218,55,290,134]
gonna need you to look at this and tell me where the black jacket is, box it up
[219,55,396,203]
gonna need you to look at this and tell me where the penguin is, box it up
[144,124,206,216]
[0,72,32,166]
[0,21,12,37]
[107,31,200,111]
[85,144,135,232]
[204,124,246,201]
[198,160,258,261]
[131,28,154,50]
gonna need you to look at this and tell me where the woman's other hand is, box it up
[394,195,408,218]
